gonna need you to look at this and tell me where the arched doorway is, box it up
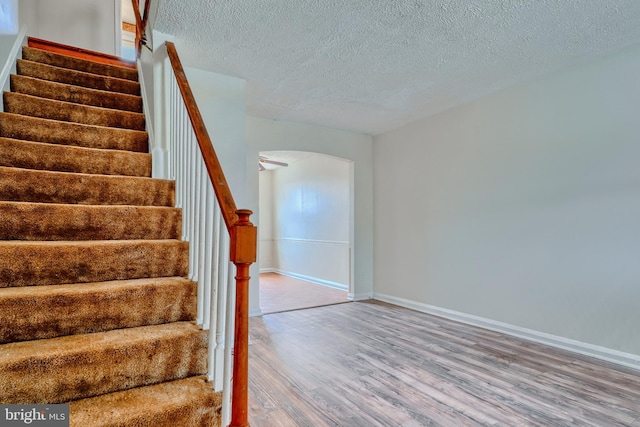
[258,151,353,314]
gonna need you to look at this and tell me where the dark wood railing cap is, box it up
[165,40,240,231]
[235,210,254,226]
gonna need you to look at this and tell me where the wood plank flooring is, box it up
[248,300,640,426]
[259,273,349,314]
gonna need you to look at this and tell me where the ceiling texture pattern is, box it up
[154,0,640,135]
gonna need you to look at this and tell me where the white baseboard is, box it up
[374,293,640,372]
[265,269,349,292]
[349,292,373,301]
[150,147,167,179]
[249,307,263,317]
[137,57,155,151]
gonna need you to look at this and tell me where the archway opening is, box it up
[258,150,353,314]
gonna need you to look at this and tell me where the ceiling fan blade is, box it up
[260,159,288,167]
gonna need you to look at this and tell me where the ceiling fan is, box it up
[259,155,288,171]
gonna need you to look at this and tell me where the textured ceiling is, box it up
[155,0,640,135]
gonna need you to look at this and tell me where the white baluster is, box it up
[165,57,174,181]
[203,181,215,334]
[221,261,235,425]
[166,52,250,412]
[198,156,209,328]
[215,227,230,391]
[180,104,189,239]
[188,131,198,279]
[194,153,204,325]
[207,205,222,383]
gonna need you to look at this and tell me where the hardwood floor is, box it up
[259,273,349,314]
[248,300,640,426]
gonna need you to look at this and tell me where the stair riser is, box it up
[11,75,143,113]
[0,240,189,288]
[17,60,140,95]
[22,46,139,81]
[0,203,181,241]
[28,37,136,69]
[69,377,222,427]
[0,137,151,177]
[0,167,175,206]
[4,92,146,131]
[0,38,220,425]
[0,113,148,152]
[0,326,207,404]
[0,279,197,343]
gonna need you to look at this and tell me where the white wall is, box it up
[0,0,18,35]
[0,0,23,98]
[248,117,374,302]
[18,0,37,31]
[258,170,275,269]
[20,0,119,55]
[181,66,255,313]
[185,66,248,206]
[374,44,640,360]
[262,154,351,289]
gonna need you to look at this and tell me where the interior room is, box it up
[3,1,640,425]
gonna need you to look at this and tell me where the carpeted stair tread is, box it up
[17,60,140,95]
[0,37,223,425]
[0,277,197,343]
[10,75,143,113]
[69,376,222,427]
[28,37,136,69]
[0,137,151,177]
[0,239,189,288]
[0,113,147,152]
[0,322,207,404]
[0,202,182,241]
[0,167,174,206]
[4,92,146,130]
[22,46,139,81]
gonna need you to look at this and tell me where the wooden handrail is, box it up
[164,41,256,427]
[165,42,241,231]
[131,0,152,58]
[132,0,142,57]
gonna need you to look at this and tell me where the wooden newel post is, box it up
[229,209,257,427]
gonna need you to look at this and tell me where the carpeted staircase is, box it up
[0,39,222,426]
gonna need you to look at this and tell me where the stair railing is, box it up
[164,42,256,427]
[131,0,151,57]
[131,2,255,424]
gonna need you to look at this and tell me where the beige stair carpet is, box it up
[0,167,175,206]
[10,74,143,112]
[4,92,146,130]
[0,113,148,151]
[0,39,221,426]
[0,137,152,176]
[17,59,141,95]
